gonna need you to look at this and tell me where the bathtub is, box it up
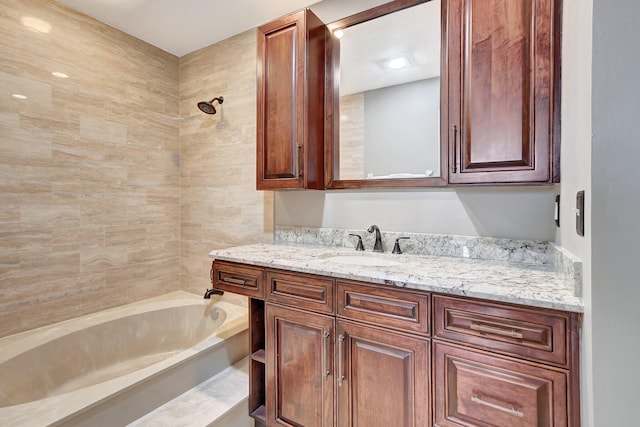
[0,291,249,426]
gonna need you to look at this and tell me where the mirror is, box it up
[326,0,447,189]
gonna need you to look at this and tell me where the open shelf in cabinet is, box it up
[251,349,266,364]
[249,298,266,424]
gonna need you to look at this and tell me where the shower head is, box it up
[197,96,224,114]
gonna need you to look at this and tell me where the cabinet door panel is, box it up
[337,320,430,427]
[434,342,567,427]
[448,0,559,184]
[266,304,334,427]
[257,14,303,187]
[256,10,326,190]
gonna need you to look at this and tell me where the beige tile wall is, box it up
[0,0,180,337]
[339,92,365,180]
[179,30,274,298]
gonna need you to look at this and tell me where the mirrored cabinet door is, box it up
[325,0,449,189]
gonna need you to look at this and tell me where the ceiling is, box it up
[53,0,439,94]
[339,0,441,95]
[55,0,390,57]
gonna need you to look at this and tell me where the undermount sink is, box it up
[324,254,401,267]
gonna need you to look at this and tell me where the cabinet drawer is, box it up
[434,342,568,427]
[433,295,569,366]
[266,270,334,314]
[337,281,430,336]
[212,261,264,298]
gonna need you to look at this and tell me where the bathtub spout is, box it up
[204,288,224,299]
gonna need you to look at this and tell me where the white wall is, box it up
[275,187,557,240]
[591,0,640,425]
[364,78,440,177]
[558,0,593,425]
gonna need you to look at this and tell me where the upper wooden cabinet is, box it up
[446,0,562,184]
[256,9,328,190]
[258,0,563,189]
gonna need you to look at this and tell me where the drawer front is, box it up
[434,295,568,366]
[212,261,264,298]
[266,270,334,314]
[337,281,430,336]
[434,342,568,427]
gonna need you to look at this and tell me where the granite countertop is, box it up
[209,243,583,313]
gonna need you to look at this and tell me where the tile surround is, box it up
[0,0,180,337]
[1,0,274,338]
[178,29,274,299]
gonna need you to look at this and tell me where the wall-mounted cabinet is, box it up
[257,0,562,190]
[256,9,328,190]
[446,0,561,184]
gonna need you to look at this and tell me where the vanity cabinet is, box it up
[210,260,580,427]
[264,275,429,427]
[256,9,328,190]
[432,295,578,426]
[446,0,561,184]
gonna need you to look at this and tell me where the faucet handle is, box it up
[348,234,365,251]
[392,237,410,254]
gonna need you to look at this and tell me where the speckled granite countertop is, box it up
[209,243,583,313]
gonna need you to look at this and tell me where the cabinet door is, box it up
[266,304,334,427]
[257,10,326,190]
[447,0,560,184]
[336,320,430,427]
[433,342,567,427]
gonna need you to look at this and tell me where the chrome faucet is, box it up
[367,225,384,252]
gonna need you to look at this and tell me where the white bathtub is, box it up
[0,291,249,426]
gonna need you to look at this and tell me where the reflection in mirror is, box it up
[327,0,446,188]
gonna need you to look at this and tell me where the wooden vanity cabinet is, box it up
[446,0,562,184]
[211,260,579,427]
[336,281,431,427]
[256,9,328,190]
[264,274,430,427]
[432,295,580,427]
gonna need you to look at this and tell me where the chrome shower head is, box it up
[197,96,224,114]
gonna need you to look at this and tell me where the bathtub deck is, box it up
[0,293,250,427]
[128,356,251,427]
